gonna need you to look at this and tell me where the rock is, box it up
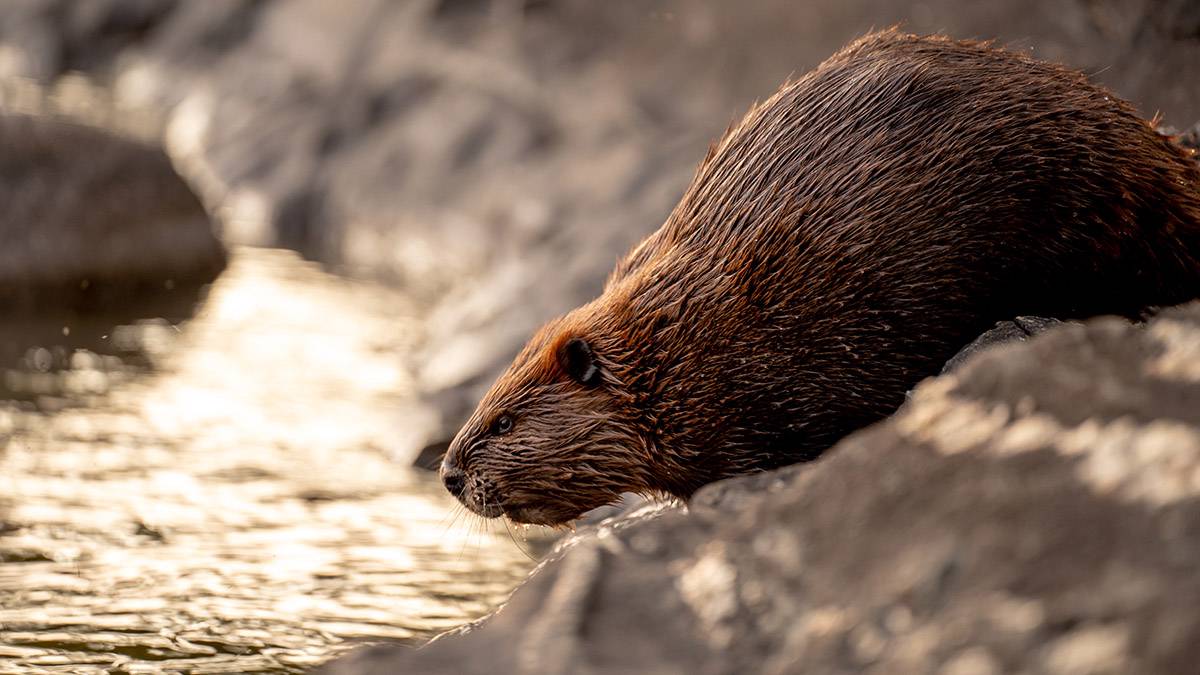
[321,301,1200,674]
[3,0,1199,458]
[940,317,1065,375]
[0,113,225,310]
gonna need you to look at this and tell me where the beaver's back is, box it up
[600,30,1200,470]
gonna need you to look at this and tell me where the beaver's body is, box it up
[440,30,1200,526]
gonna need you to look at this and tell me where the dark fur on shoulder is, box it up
[441,30,1200,525]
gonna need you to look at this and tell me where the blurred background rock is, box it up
[4,0,1195,458]
[2,0,1197,461]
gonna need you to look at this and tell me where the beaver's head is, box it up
[439,308,658,525]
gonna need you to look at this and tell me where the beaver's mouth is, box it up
[452,477,599,526]
[500,500,596,526]
[469,502,504,519]
[461,497,560,525]
[455,491,503,519]
[500,504,558,526]
[460,493,583,526]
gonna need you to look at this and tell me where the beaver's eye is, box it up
[492,414,514,435]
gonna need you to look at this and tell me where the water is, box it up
[0,248,537,674]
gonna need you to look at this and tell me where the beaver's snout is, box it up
[439,449,504,518]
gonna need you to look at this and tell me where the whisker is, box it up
[458,511,480,560]
[439,500,464,532]
[502,517,538,562]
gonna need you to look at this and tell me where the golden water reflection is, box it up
[0,248,536,674]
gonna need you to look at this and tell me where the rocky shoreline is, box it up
[324,302,1200,674]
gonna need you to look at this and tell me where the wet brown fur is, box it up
[443,30,1200,525]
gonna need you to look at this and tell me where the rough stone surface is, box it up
[940,317,1065,375]
[2,0,1198,456]
[322,302,1200,674]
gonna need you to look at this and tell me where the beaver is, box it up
[439,29,1200,526]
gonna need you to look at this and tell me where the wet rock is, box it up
[0,113,225,310]
[940,317,1065,375]
[321,301,1200,674]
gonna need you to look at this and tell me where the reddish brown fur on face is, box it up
[441,29,1200,525]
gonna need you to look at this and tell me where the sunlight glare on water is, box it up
[0,248,535,674]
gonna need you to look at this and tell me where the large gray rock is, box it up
[322,301,1200,674]
[0,112,225,309]
[2,0,1198,456]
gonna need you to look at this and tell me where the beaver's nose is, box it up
[440,454,467,498]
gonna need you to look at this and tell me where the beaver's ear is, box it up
[561,337,601,386]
